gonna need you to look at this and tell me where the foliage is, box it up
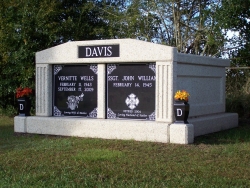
[217,0,250,65]
[226,94,250,119]
[226,68,250,118]
[224,0,250,117]
[1,116,250,187]
[98,0,246,58]
[0,0,249,115]
[0,0,110,114]
[101,0,227,56]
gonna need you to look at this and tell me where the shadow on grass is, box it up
[194,119,250,145]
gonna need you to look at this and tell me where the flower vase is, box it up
[17,97,31,116]
[173,100,190,124]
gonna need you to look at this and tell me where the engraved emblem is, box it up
[125,93,139,110]
[66,93,84,110]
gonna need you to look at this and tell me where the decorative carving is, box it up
[149,64,156,74]
[54,106,62,116]
[148,111,155,121]
[54,65,63,75]
[107,64,116,75]
[88,108,98,118]
[90,65,98,74]
[107,108,116,119]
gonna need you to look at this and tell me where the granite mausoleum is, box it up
[14,39,238,144]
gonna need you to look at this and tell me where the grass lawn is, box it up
[0,116,250,187]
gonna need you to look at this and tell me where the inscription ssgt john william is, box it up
[106,63,156,120]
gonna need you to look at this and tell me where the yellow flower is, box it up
[174,90,190,102]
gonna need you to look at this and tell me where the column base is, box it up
[170,123,194,144]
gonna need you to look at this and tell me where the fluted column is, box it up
[155,61,176,122]
[36,64,52,116]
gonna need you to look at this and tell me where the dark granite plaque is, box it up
[78,45,119,58]
[53,65,97,117]
[106,63,156,120]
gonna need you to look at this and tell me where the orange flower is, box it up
[174,90,190,102]
[16,87,33,98]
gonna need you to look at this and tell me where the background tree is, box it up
[1,0,249,115]
[0,0,109,114]
[100,0,227,56]
[217,0,250,65]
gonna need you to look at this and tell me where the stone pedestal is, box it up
[14,116,27,133]
[170,123,194,144]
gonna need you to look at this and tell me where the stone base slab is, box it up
[189,113,238,137]
[14,113,238,144]
[14,116,170,143]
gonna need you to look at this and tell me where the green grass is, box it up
[0,116,250,187]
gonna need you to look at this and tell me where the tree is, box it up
[218,0,250,65]
[98,0,227,56]
[155,0,226,55]
[1,0,248,114]
[216,0,250,97]
[0,0,109,114]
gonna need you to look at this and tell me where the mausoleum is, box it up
[14,39,238,144]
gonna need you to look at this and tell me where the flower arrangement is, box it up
[16,87,33,98]
[174,90,190,102]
